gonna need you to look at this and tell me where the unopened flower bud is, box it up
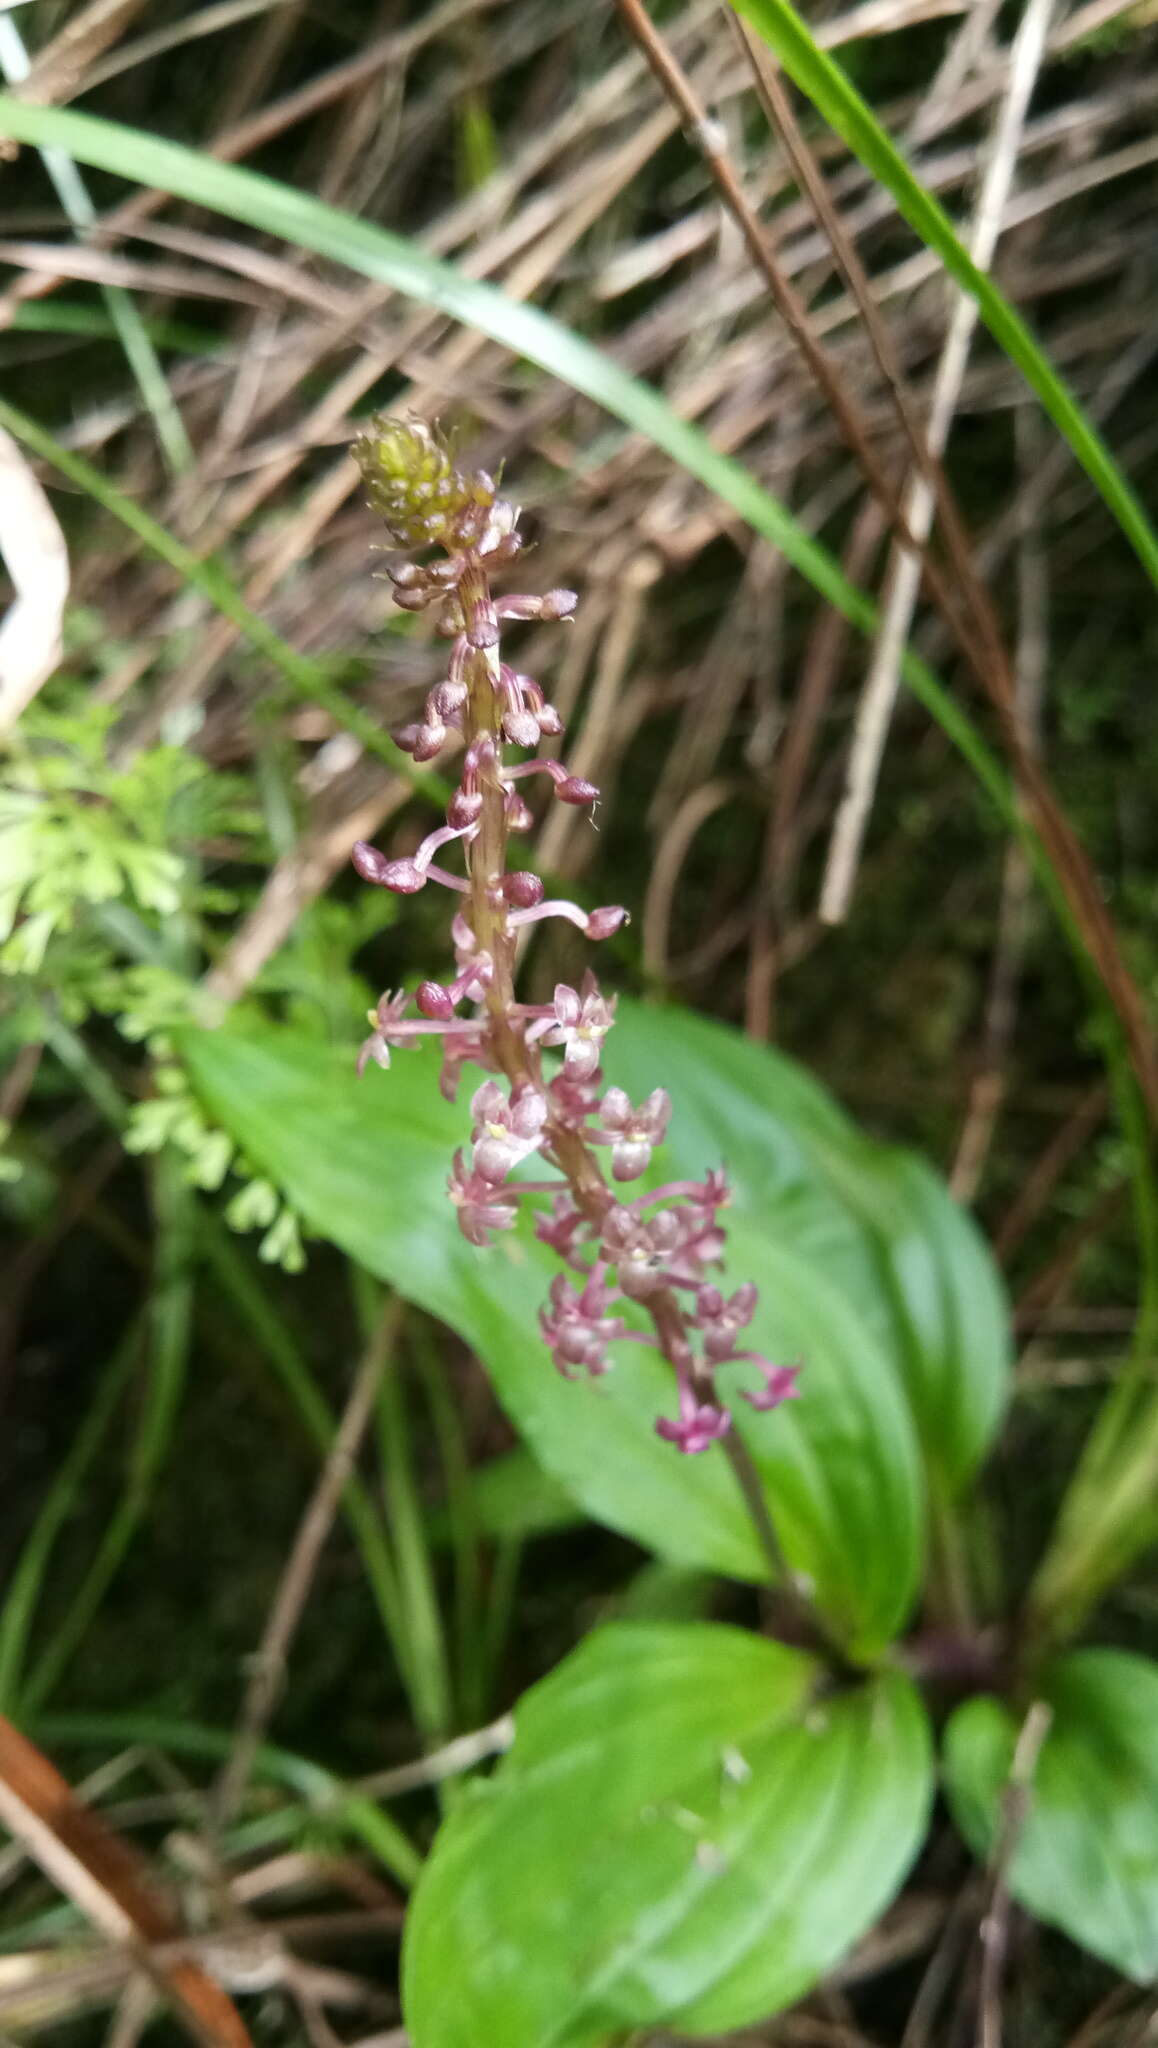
[586,906,628,940]
[390,561,428,590]
[417,981,456,1019]
[541,589,578,620]
[503,709,540,749]
[537,702,563,736]
[411,723,447,762]
[557,777,599,806]
[392,585,436,612]
[503,872,544,909]
[351,842,394,886]
[431,679,468,719]
[373,857,424,893]
[448,787,484,829]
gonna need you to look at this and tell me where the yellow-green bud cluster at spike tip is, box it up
[351,415,497,553]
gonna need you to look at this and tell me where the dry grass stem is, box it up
[819,0,1058,925]
[208,1302,399,1838]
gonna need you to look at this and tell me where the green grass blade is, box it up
[99,282,196,475]
[20,1156,195,1713]
[376,1366,454,1744]
[199,1218,408,1652]
[28,1710,422,1886]
[350,1269,453,1747]
[5,300,221,351]
[0,18,193,476]
[729,0,1158,591]
[0,1325,139,1711]
[410,1317,486,1726]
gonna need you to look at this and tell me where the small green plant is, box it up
[0,692,310,1269]
[0,700,191,976]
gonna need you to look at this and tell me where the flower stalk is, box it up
[347,418,801,1464]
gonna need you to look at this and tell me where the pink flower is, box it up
[439,1029,491,1103]
[656,1386,732,1455]
[449,912,492,996]
[540,1274,625,1378]
[469,1080,549,1183]
[357,1030,392,1076]
[596,1087,672,1182]
[740,1358,802,1412]
[540,973,616,1081]
[356,990,412,1073]
[694,1283,759,1363]
[447,1151,518,1246]
[601,1205,682,1299]
[535,1196,585,1262]
[547,1071,602,1130]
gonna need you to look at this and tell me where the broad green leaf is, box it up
[608,1004,1010,1491]
[608,1006,905,1369]
[403,1620,933,2046]
[179,1026,766,1587]
[178,1018,922,1657]
[718,1208,921,1656]
[729,0,1158,592]
[804,1144,1010,1493]
[944,1649,1158,1982]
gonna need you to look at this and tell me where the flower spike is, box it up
[347,416,801,1461]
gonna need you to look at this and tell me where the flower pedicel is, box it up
[349,418,799,1453]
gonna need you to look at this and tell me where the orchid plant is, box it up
[170,424,1158,2048]
[347,418,799,1457]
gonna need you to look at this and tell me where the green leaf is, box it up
[809,1145,1010,1494]
[403,1620,933,2046]
[944,1649,1158,1981]
[729,0,1158,593]
[718,1209,921,1656]
[177,1015,922,1658]
[178,1023,763,1579]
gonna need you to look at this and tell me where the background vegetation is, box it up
[1,0,1157,2042]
